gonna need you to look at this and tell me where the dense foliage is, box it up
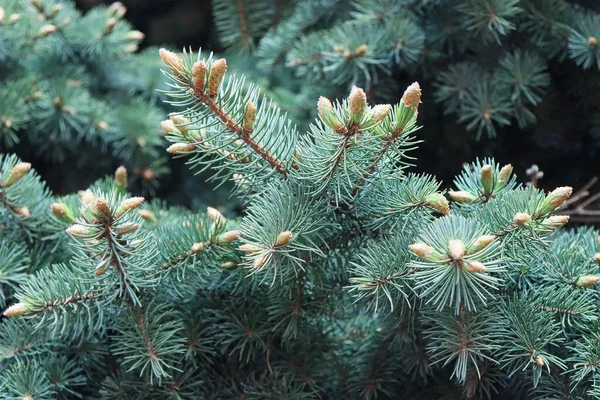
[2,1,600,399]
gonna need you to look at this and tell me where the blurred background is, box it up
[5,0,600,220]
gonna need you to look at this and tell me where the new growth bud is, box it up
[539,187,573,214]
[275,231,292,246]
[67,224,90,237]
[514,212,531,226]
[3,302,28,317]
[370,104,391,123]
[448,191,476,203]
[239,243,262,253]
[159,48,185,79]
[463,260,487,273]
[190,242,206,255]
[480,164,494,194]
[207,207,224,224]
[318,97,345,133]
[409,243,435,260]
[243,101,257,133]
[424,193,450,215]
[93,198,111,217]
[104,17,117,35]
[119,197,145,214]
[498,164,513,184]
[161,120,181,136]
[126,30,145,41]
[470,235,496,253]
[448,239,465,261]
[38,24,57,37]
[192,61,207,92]
[540,215,569,232]
[167,143,196,154]
[115,166,127,188]
[577,275,600,287]
[216,230,241,245]
[401,82,421,109]
[208,59,227,96]
[348,86,367,119]
[169,114,190,134]
[4,162,31,187]
[594,253,600,264]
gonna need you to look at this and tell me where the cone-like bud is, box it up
[109,1,126,18]
[498,164,513,184]
[67,224,90,237]
[159,48,184,78]
[115,166,127,188]
[534,356,545,367]
[38,24,57,37]
[348,86,367,118]
[95,258,110,276]
[138,209,156,222]
[593,253,600,264]
[14,207,29,217]
[161,119,182,136]
[589,37,598,47]
[470,235,496,253]
[3,302,28,317]
[93,198,111,217]
[192,61,207,92]
[514,212,531,226]
[113,222,140,234]
[126,30,145,41]
[207,206,224,224]
[169,114,190,134]
[541,215,569,232]
[480,165,494,193]
[4,162,31,187]
[409,243,434,260]
[81,189,95,206]
[540,187,573,214]
[276,231,292,246]
[448,191,476,203]
[220,261,238,270]
[355,44,368,56]
[448,239,465,261]
[424,193,450,215]
[51,4,64,16]
[253,255,268,270]
[401,82,421,109]
[104,17,117,35]
[577,275,600,287]
[370,104,392,123]
[317,97,345,133]
[167,143,196,154]
[119,197,145,214]
[243,101,257,133]
[208,59,227,96]
[239,243,262,254]
[190,242,206,255]
[463,260,487,273]
[0,8,5,23]
[216,230,241,245]
[51,202,67,217]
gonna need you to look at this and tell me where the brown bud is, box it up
[169,114,190,134]
[190,242,206,255]
[115,166,127,187]
[546,187,573,209]
[3,302,28,317]
[138,209,156,222]
[38,24,57,37]
[348,86,367,117]
[463,260,487,273]
[208,58,227,96]
[498,164,513,183]
[275,231,292,246]
[424,193,450,215]
[239,243,262,254]
[167,143,196,154]
[534,356,545,367]
[216,230,241,245]
[448,191,476,203]
[514,212,531,226]
[448,239,465,261]
[409,243,434,260]
[13,207,29,218]
[161,120,181,136]
[207,206,224,223]
[589,37,598,47]
[67,224,89,237]
[93,198,111,217]
[192,61,207,92]
[470,235,496,253]
[5,162,31,187]
[401,82,421,109]
[243,101,257,133]
[355,44,368,56]
[159,48,185,78]
[594,253,600,264]
[253,254,268,270]
[370,104,391,123]
[577,275,600,287]
[51,202,67,216]
[119,197,144,214]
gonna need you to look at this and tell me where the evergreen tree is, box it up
[2,1,600,399]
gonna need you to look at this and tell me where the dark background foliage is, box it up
[70,0,600,207]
